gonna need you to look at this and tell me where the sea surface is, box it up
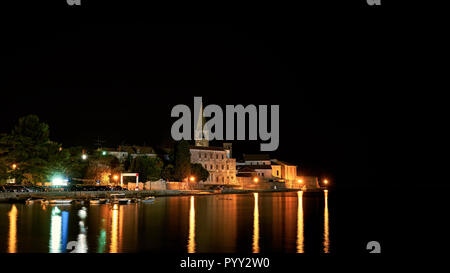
[0,190,390,253]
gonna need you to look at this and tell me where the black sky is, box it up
[0,6,413,187]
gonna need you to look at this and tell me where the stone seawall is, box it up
[0,187,303,203]
[0,190,197,203]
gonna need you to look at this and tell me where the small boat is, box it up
[25,198,44,204]
[141,196,155,203]
[110,193,131,205]
[117,199,130,204]
[49,199,73,204]
[90,198,108,204]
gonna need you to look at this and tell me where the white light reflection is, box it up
[49,206,62,253]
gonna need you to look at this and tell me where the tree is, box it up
[85,153,123,184]
[161,164,175,181]
[65,146,89,179]
[173,140,191,181]
[191,163,209,182]
[130,156,163,182]
[0,115,69,184]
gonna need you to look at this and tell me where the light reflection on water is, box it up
[187,196,196,253]
[297,191,304,253]
[323,190,330,253]
[0,191,331,253]
[8,205,17,253]
[49,207,62,253]
[252,193,260,253]
[110,204,119,253]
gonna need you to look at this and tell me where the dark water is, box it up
[0,191,348,253]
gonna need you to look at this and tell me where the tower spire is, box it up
[195,100,209,147]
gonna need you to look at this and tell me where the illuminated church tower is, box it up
[194,101,209,147]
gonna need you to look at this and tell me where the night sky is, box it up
[0,5,416,188]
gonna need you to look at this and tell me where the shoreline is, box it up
[0,188,316,203]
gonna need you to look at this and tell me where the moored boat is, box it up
[110,193,131,205]
[49,199,73,204]
[25,198,44,204]
[141,196,155,203]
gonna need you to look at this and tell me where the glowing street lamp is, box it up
[52,176,68,186]
[11,164,17,170]
[297,179,303,184]
[253,177,259,183]
[102,151,107,156]
[81,154,88,160]
[324,179,329,185]
[189,176,196,182]
[113,175,119,182]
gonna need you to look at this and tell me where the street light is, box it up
[113,175,119,181]
[102,151,107,156]
[189,176,196,182]
[253,177,259,183]
[11,164,17,170]
[297,179,303,184]
[324,179,329,185]
[81,154,88,160]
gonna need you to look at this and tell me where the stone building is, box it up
[236,154,298,184]
[190,102,237,185]
[271,159,298,183]
[190,144,237,185]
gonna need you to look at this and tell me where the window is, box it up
[222,154,224,159]
[216,177,219,182]
[222,177,224,183]
[226,165,229,170]
[262,173,265,177]
[222,165,224,170]
[210,164,213,169]
[216,154,218,159]
[277,170,279,176]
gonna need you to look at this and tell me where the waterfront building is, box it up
[270,159,298,183]
[189,144,237,185]
[190,103,237,185]
[236,154,298,184]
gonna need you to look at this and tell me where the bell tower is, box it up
[194,101,209,147]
